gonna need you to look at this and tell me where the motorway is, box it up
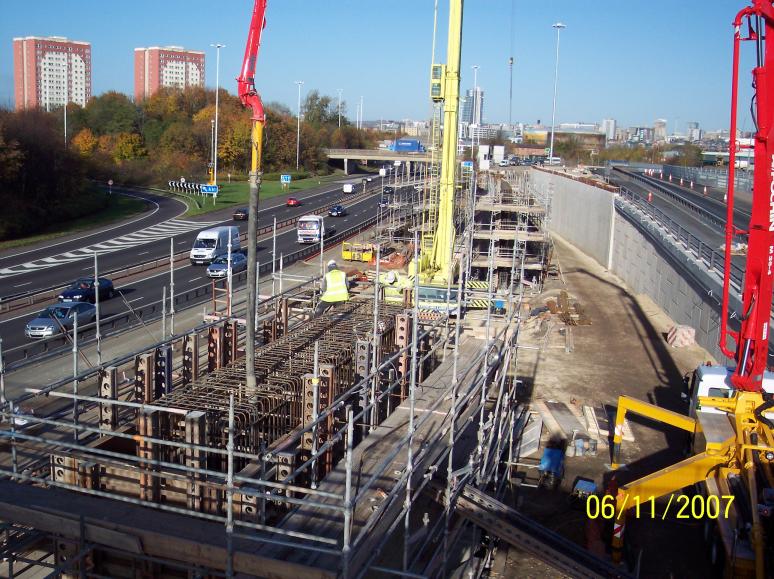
[609,169,750,250]
[0,179,384,357]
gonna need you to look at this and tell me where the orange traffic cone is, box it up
[647,192,653,203]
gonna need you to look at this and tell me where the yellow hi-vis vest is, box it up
[321,270,349,303]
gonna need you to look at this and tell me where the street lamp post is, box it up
[359,95,364,130]
[296,80,304,170]
[210,119,215,184]
[471,65,479,160]
[337,88,343,128]
[211,43,225,188]
[548,22,566,164]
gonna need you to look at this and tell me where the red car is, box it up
[286,197,301,207]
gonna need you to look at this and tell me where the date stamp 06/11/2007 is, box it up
[586,494,735,521]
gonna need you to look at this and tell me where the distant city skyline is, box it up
[0,1,754,131]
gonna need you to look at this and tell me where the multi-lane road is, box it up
[0,178,384,355]
[609,168,750,249]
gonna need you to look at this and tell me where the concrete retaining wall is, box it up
[530,169,614,268]
[533,169,728,363]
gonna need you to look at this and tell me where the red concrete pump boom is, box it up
[237,0,268,122]
[721,0,774,399]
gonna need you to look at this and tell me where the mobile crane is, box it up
[237,0,268,391]
[610,3,774,577]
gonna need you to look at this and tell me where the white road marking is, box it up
[188,277,201,283]
[13,281,32,287]
[0,218,221,279]
[129,297,146,303]
[137,251,149,256]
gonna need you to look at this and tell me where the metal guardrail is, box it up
[615,186,744,292]
[613,167,731,231]
[3,213,379,370]
[0,184,381,315]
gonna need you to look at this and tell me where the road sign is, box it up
[461,161,474,171]
[200,184,219,195]
[544,148,550,154]
[280,174,292,184]
[180,177,186,183]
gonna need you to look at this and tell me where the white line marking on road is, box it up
[188,277,201,283]
[82,266,93,271]
[137,251,149,256]
[129,297,146,303]
[13,281,32,287]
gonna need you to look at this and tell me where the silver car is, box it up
[25,302,97,339]
[206,253,248,279]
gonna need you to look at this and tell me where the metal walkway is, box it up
[448,484,633,579]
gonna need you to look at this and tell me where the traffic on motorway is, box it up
[1,180,387,355]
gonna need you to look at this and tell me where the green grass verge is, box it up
[0,194,149,251]
[177,172,347,217]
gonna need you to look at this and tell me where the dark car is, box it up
[328,204,346,217]
[383,186,394,195]
[58,278,115,303]
[233,207,249,220]
[286,197,301,207]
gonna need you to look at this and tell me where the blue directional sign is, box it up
[200,184,219,195]
[461,161,474,171]
[280,174,292,184]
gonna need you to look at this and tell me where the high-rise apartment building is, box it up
[686,121,702,142]
[134,46,205,101]
[13,36,92,111]
[601,118,616,142]
[461,87,485,125]
[654,119,668,142]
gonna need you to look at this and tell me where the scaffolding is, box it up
[468,169,551,292]
[0,238,527,578]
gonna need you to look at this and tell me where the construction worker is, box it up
[379,270,413,303]
[315,259,350,316]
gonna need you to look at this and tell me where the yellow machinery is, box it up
[341,242,374,263]
[416,0,463,286]
[609,5,774,577]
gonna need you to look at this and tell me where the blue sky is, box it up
[0,1,753,132]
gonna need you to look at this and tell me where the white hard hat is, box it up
[327,259,338,269]
[385,271,396,284]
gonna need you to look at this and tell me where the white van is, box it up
[190,226,240,265]
[297,215,329,244]
[546,156,563,166]
[342,183,355,194]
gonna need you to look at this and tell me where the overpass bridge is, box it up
[324,148,432,173]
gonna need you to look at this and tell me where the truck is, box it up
[190,226,240,265]
[389,139,426,153]
[342,183,354,194]
[297,215,330,244]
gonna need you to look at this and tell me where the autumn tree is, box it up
[72,128,99,156]
[113,133,147,163]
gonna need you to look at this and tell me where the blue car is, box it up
[58,278,115,303]
[206,253,248,278]
[328,204,346,217]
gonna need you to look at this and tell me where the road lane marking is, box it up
[129,297,145,303]
[188,277,201,283]
[12,281,32,287]
[137,251,149,256]
[0,218,221,279]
